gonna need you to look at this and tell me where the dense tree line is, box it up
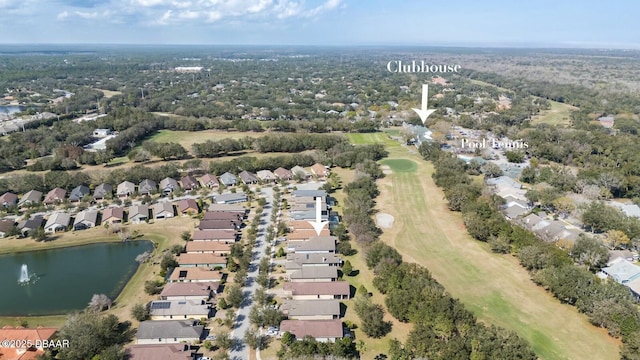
[520,127,640,200]
[278,334,358,359]
[192,137,254,158]
[192,133,348,158]
[460,68,640,114]
[419,141,640,358]
[367,247,536,360]
[342,175,381,245]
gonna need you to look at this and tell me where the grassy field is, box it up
[346,132,400,148]
[352,132,619,360]
[468,78,512,92]
[149,129,263,150]
[96,89,122,98]
[531,100,578,127]
[0,217,198,327]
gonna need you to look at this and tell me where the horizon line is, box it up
[0,42,639,51]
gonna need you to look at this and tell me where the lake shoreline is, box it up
[0,241,155,317]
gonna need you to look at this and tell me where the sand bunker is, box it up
[381,165,392,175]
[376,213,395,228]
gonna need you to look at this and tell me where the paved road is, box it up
[229,187,273,360]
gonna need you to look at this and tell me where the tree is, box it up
[281,331,295,346]
[160,253,178,274]
[131,303,149,321]
[30,227,48,242]
[55,313,133,360]
[505,151,525,163]
[144,280,164,295]
[224,310,236,328]
[217,297,229,310]
[244,328,267,350]
[481,162,504,178]
[582,201,624,233]
[253,287,269,306]
[215,331,233,351]
[605,230,631,250]
[338,241,355,256]
[170,244,184,255]
[88,294,113,312]
[256,272,269,288]
[181,231,192,241]
[342,260,353,276]
[553,196,576,218]
[226,285,244,308]
[354,297,392,338]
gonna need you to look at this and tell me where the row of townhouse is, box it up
[128,203,250,354]
[0,163,330,210]
[0,200,199,237]
[278,217,350,342]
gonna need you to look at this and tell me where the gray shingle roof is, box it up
[136,320,203,340]
[69,185,90,201]
[94,183,113,199]
[219,172,237,186]
[138,179,156,194]
[290,266,338,280]
[282,300,340,317]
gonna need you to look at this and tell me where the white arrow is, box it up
[412,84,436,124]
[308,196,328,236]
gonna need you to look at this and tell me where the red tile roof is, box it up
[126,344,194,360]
[0,326,57,360]
[192,229,237,241]
[185,241,232,253]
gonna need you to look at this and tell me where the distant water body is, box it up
[0,105,26,115]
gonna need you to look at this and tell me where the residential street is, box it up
[229,186,273,360]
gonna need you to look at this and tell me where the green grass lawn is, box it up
[345,132,400,147]
[383,129,402,136]
[373,153,620,360]
[531,100,577,127]
[380,158,417,172]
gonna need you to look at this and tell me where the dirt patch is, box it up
[376,213,395,228]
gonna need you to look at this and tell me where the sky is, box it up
[0,0,638,48]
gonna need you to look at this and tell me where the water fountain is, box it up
[18,264,32,284]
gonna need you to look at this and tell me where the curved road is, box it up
[229,187,273,360]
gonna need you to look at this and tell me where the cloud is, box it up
[57,10,70,20]
[48,0,344,26]
[75,10,100,18]
[133,0,167,7]
[304,0,342,18]
[56,8,111,21]
[157,9,173,24]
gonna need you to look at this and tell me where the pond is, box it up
[0,241,153,316]
[0,105,26,115]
